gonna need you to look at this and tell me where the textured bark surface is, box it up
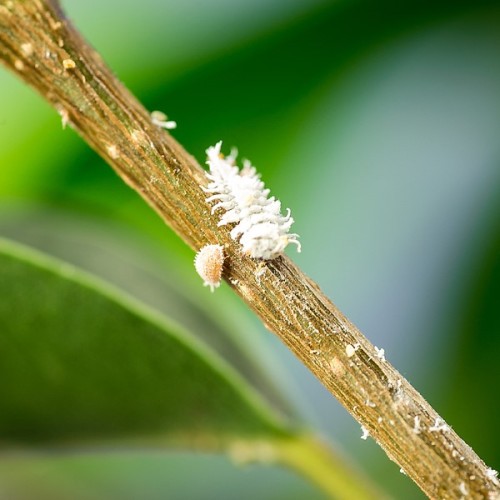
[1,1,498,498]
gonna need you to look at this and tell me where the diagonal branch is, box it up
[0,1,498,498]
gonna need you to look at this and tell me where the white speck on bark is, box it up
[346,344,356,357]
[413,415,421,434]
[21,42,33,56]
[329,357,345,377]
[459,482,469,496]
[374,346,385,361]
[107,144,119,159]
[62,58,75,69]
[151,110,177,130]
[486,468,499,486]
[429,418,450,433]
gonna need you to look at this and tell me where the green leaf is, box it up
[0,238,381,499]
[0,204,297,419]
[0,237,284,446]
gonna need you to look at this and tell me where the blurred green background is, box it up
[1,0,499,498]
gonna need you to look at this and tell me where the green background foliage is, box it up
[0,239,287,444]
[0,0,499,498]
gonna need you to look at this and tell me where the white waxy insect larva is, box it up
[194,244,225,292]
[203,141,301,260]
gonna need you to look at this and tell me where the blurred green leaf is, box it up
[0,237,285,446]
[443,202,500,468]
[0,452,326,500]
[0,204,296,419]
[0,238,380,499]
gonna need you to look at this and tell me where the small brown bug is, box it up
[194,244,224,292]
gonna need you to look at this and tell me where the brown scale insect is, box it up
[194,244,224,292]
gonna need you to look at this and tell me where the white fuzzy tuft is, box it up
[486,468,499,485]
[360,426,370,440]
[203,141,301,260]
[151,110,177,130]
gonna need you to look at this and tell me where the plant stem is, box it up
[275,434,387,500]
[0,1,498,498]
[229,433,386,500]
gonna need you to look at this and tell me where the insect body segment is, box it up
[204,141,301,260]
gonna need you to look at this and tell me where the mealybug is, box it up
[203,141,301,260]
[194,244,225,292]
